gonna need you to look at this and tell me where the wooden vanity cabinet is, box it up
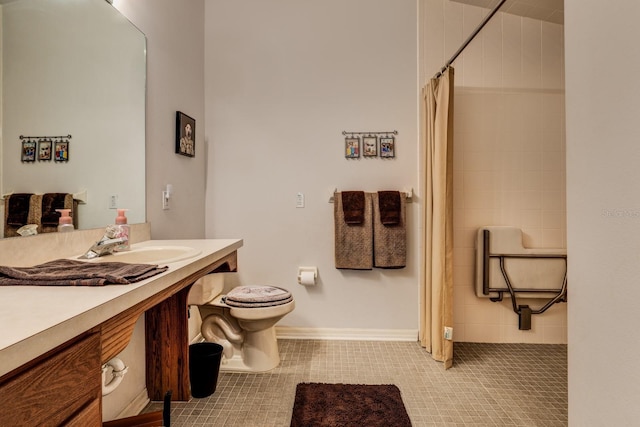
[0,332,102,426]
[0,248,238,426]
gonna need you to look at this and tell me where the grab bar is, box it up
[482,229,567,330]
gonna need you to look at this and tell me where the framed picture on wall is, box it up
[362,136,378,157]
[54,140,69,162]
[379,136,395,158]
[175,111,195,157]
[345,137,360,159]
[38,139,52,161]
[21,139,36,162]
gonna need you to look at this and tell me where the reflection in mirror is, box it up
[0,0,146,238]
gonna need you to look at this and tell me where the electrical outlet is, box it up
[296,192,305,208]
[444,326,453,340]
[109,194,118,209]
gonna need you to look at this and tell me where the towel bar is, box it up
[2,189,87,204]
[328,188,412,203]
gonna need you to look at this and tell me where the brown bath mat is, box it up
[290,383,412,427]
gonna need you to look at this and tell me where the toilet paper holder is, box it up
[297,266,318,285]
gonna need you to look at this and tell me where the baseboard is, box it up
[276,327,418,342]
[116,388,150,419]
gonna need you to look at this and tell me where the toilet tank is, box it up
[187,274,224,305]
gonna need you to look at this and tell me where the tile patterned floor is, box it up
[144,340,567,426]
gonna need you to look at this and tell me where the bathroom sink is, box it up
[83,245,201,264]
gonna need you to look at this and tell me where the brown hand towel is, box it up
[6,193,33,225]
[373,192,406,269]
[335,192,373,270]
[341,191,365,224]
[0,259,168,286]
[378,191,401,225]
[41,193,71,226]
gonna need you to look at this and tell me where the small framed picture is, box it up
[54,140,69,162]
[380,136,395,158]
[21,139,36,162]
[345,137,360,158]
[175,111,195,157]
[38,139,52,161]
[362,136,378,157]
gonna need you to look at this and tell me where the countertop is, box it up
[0,239,243,378]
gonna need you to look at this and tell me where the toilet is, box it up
[188,275,295,372]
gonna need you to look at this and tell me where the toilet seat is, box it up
[223,285,292,308]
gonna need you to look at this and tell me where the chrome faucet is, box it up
[78,225,127,259]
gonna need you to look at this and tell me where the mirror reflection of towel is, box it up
[41,193,71,226]
[6,194,33,225]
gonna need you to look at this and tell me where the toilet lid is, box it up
[223,285,292,308]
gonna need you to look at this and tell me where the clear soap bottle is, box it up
[56,209,74,232]
[114,209,130,251]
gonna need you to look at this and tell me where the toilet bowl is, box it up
[188,276,295,373]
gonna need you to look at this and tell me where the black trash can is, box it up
[189,342,224,398]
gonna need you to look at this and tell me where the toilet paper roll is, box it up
[298,271,316,286]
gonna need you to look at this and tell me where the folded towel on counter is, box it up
[335,192,373,270]
[6,193,33,226]
[341,191,365,224]
[373,192,406,269]
[41,193,72,226]
[0,259,168,287]
[377,191,401,225]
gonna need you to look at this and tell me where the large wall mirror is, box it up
[0,0,146,238]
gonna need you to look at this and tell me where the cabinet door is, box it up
[65,399,101,427]
[0,333,101,427]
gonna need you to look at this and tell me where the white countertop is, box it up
[0,239,243,377]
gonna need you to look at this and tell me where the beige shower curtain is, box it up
[420,67,454,369]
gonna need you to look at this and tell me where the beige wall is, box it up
[565,0,640,424]
[204,0,420,335]
[421,0,567,343]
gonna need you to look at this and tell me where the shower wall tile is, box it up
[444,1,464,75]
[465,323,501,342]
[523,170,543,191]
[461,6,483,87]
[424,0,566,344]
[543,211,565,229]
[541,22,564,89]
[465,302,502,324]
[542,228,565,248]
[481,18,503,88]
[543,170,564,191]
[521,209,543,228]
[502,14,523,88]
[542,325,567,344]
[522,19,542,88]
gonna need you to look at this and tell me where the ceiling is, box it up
[449,0,564,24]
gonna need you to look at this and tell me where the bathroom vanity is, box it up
[0,235,242,426]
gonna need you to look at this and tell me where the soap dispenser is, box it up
[114,209,130,251]
[55,209,74,232]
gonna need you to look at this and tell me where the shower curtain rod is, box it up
[433,0,507,79]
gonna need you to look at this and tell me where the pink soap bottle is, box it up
[56,209,74,232]
[114,209,130,251]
